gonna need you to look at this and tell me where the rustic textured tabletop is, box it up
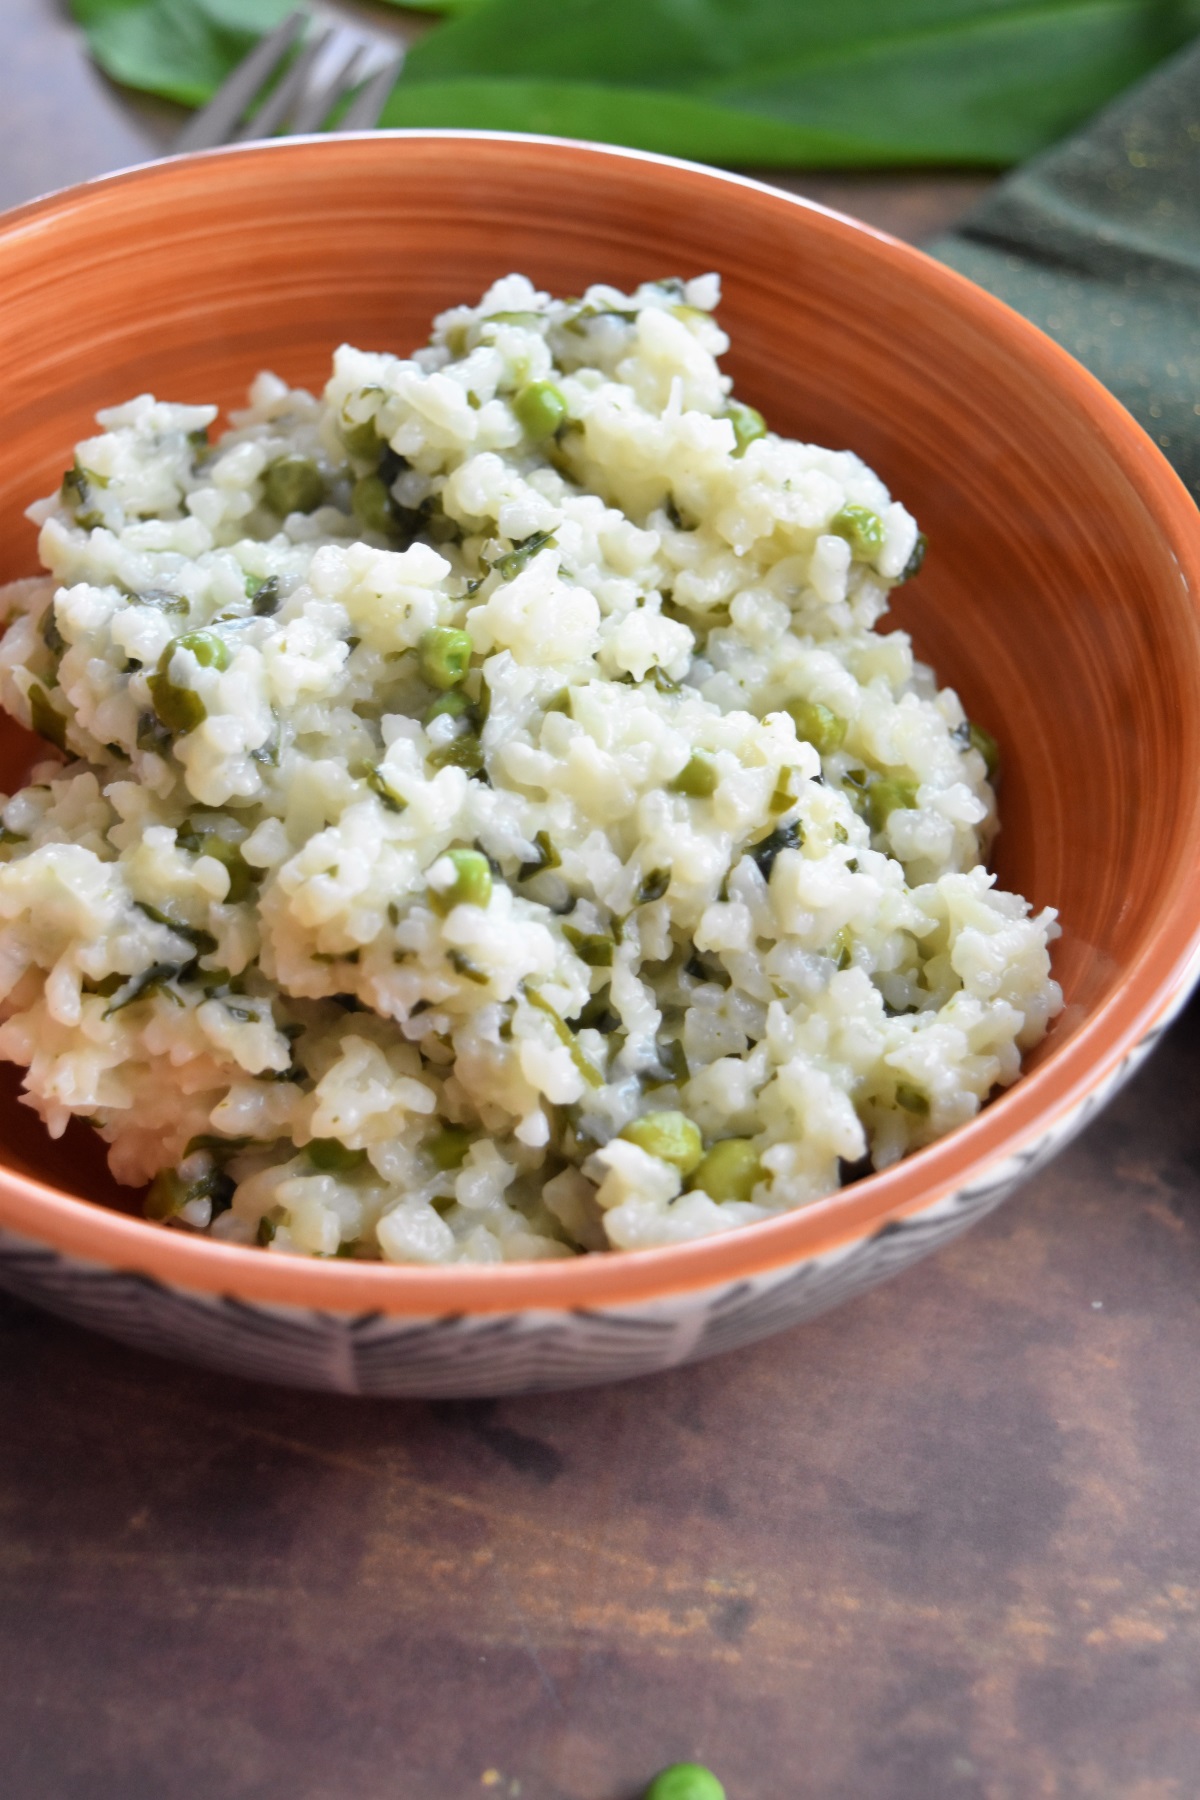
[2,6,1200,1797]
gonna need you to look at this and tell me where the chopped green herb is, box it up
[307,1138,368,1174]
[427,733,484,775]
[28,683,67,752]
[81,971,124,997]
[865,774,919,833]
[136,711,173,756]
[449,949,490,984]
[637,869,670,905]
[563,925,614,967]
[526,988,602,1087]
[365,766,408,814]
[134,901,217,958]
[41,608,65,657]
[192,834,254,904]
[900,531,928,583]
[786,698,846,756]
[896,1082,930,1116]
[749,820,802,879]
[103,961,186,1018]
[518,830,560,883]
[428,1125,472,1170]
[725,400,766,455]
[136,587,189,616]
[184,1133,254,1159]
[250,575,282,616]
[491,529,556,581]
[670,752,718,799]
[965,720,1000,780]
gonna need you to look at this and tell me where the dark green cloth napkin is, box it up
[934,37,1200,505]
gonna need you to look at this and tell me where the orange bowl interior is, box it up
[0,133,1197,1312]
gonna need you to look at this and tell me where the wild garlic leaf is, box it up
[395,0,1200,165]
[70,0,1200,166]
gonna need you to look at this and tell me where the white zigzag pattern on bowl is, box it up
[0,1001,1182,1395]
[0,1154,1032,1395]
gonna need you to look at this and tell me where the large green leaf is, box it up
[70,0,466,107]
[398,0,1200,163]
[70,0,1200,166]
[71,0,295,106]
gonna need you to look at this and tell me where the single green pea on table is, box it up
[644,1765,726,1800]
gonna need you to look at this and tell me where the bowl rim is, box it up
[1,128,1199,1316]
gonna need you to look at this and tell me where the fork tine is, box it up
[333,48,406,134]
[231,23,335,144]
[173,9,309,154]
[286,33,371,136]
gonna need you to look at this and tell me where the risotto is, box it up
[0,274,1061,1263]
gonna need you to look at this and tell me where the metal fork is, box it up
[174,8,405,153]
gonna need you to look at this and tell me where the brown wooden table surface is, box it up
[3,8,1200,1797]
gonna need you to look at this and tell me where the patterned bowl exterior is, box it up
[0,1003,1187,1397]
[0,133,1198,1395]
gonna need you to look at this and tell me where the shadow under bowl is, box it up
[0,132,1197,1395]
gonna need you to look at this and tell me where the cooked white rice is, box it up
[0,273,1061,1263]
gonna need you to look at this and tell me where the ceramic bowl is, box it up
[0,133,1197,1396]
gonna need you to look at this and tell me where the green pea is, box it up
[195,834,254,904]
[419,626,473,690]
[263,456,325,517]
[147,632,228,736]
[352,473,397,537]
[307,1138,369,1174]
[428,1126,472,1170]
[173,631,232,672]
[620,1110,703,1176]
[341,417,381,459]
[513,380,568,439]
[865,773,920,833]
[424,689,475,726]
[726,400,766,455]
[786,698,846,756]
[967,720,1000,780]
[896,1083,930,1117]
[688,1138,762,1204]
[430,847,492,914]
[148,673,204,736]
[830,502,885,560]
[644,1763,726,1800]
[670,752,718,798]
